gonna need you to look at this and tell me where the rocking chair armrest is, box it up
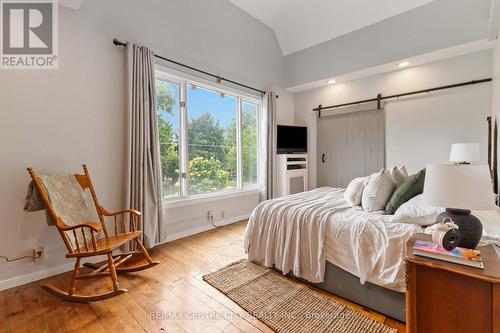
[100,207,142,217]
[59,222,103,233]
[100,206,141,233]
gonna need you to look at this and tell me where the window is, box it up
[187,85,238,195]
[156,71,261,200]
[156,80,181,198]
[242,102,258,186]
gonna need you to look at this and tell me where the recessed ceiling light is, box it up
[327,79,336,84]
[398,61,410,68]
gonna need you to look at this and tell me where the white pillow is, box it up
[472,208,500,239]
[362,169,396,212]
[399,166,408,176]
[391,194,444,226]
[344,176,369,206]
[389,166,408,186]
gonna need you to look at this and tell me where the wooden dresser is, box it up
[403,234,500,333]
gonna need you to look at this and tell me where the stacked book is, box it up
[413,240,484,269]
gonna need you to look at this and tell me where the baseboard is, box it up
[0,214,249,291]
[0,261,74,292]
[0,254,107,292]
[163,213,250,243]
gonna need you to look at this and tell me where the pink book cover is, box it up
[414,240,482,263]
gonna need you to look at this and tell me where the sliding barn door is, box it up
[317,108,385,188]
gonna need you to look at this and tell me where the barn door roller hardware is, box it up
[313,78,492,117]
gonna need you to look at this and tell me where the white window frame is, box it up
[155,67,262,203]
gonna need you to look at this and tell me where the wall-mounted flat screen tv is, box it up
[277,125,307,154]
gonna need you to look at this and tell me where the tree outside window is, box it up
[156,75,260,199]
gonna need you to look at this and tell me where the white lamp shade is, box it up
[449,143,480,163]
[423,164,495,210]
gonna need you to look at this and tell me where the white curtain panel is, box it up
[125,44,166,248]
[260,92,277,201]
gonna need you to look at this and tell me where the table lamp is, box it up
[423,164,495,249]
[449,143,480,164]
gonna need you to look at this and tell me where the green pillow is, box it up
[385,169,426,215]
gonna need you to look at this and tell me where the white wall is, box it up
[295,51,493,188]
[0,0,293,287]
[164,191,260,240]
[495,44,500,113]
[284,0,492,89]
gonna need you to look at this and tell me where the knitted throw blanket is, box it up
[25,175,93,248]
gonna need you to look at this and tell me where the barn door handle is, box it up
[322,154,326,163]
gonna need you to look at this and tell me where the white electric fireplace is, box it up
[276,154,308,197]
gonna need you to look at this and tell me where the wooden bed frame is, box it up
[488,116,498,195]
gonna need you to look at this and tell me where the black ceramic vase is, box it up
[436,208,483,249]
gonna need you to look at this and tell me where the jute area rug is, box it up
[203,260,397,333]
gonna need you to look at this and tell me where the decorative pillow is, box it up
[344,176,369,206]
[471,208,500,240]
[389,166,408,187]
[391,194,443,226]
[385,169,426,215]
[361,169,396,212]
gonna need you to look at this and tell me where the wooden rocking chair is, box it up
[27,165,159,302]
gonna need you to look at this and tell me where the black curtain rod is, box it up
[313,78,492,114]
[113,38,266,96]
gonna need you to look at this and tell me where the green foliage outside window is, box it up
[156,81,180,193]
[188,157,230,194]
[227,109,258,185]
[156,79,258,197]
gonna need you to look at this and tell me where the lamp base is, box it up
[436,208,483,249]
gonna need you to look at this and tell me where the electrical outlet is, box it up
[33,247,45,262]
[207,211,215,220]
[220,211,225,219]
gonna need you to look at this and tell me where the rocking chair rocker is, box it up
[27,165,159,302]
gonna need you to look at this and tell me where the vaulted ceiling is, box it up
[228,0,434,55]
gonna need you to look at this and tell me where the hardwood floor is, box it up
[0,221,405,333]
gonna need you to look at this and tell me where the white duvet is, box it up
[324,208,420,291]
[244,187,422,292]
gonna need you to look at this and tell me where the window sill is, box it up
[164,187,261,208]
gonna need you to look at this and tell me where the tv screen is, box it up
[277,125,307,154]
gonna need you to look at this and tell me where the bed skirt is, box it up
[276,261,406,323]
[314,262,406,322]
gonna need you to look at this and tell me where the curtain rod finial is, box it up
[113,38,127,47]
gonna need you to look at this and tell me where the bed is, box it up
[244,187,500,322]
[244,187,500,321]
[244,187,420,321]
